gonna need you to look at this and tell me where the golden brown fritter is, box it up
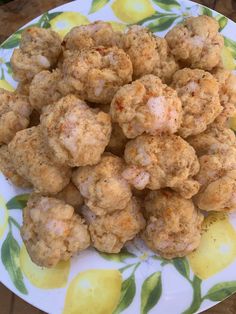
[8,126,71,194]
[29,69,63,112]
[122,26,178,81]
[122,26,159,79]
[11,27,61,82]
[213,69,236,126]
[188,125,236,156]
[40,95,111,167]
[152,37,179,84]
[123,134,200,198]
[110,75,182,138]
[165,16,224,70]
[98,104,128,156]
[194,148,236,212]
[56,182,84,211]
[0,145,31,188]
[172,68,222,138]
[72,154,132,216]
[63,21,122,50]
[83,197,145,253]
[21,193,90,267]
[59,46,133,104]
[0,88,32,144]
[142,189,203,259]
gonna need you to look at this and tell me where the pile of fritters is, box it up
[0,16,235,267]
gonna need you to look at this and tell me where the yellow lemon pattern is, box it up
[108,21,127,32]
[230,116,236,131]
[111,0,155,24]
[188,213,236,279]
[50,12,89,38]
[63,269,122,314]
[221,46,236,70]
[0,194,8,239]
[20,245,70,289]
[0,79,14,91]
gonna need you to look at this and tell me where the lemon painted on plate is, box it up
[188,213,236,279]
[50,12,90,38]
[0,79,14,91]
[221,46,236,70]
[108,21,127,32]
[20,245,70,289]
[111,0,155,24]
[0,194,8,239]
[229,116,236,131]
[63,269,122,314]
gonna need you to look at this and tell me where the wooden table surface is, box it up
[0,0,236,313]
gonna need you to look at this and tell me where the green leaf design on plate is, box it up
[224,37,236,59]
[152,0,181,12]
[6,194,29,210]
[141,272,162,314]
[99,247,136,262]
[47,12,63,20]
[1,232,28,294]
[182,276,202,314]
[136,12,177,26]
[204,281,236,301]
[5,62,12,74]
[8,217,21,230]
[42,21,51,29]
[89,0,110,14]
[200,6,213,17]
[172,257,190,280]
[217,16,228,31]
[147,16,178,32]
[1,33,21,49]
[114,273,136,314]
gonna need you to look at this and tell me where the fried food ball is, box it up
[8,126,71,194]
[152,37,179,84]
[0,88,32,144]
[59,46,133,104]
[122,26,159,79]
[21,193,90,267]
[72,154,132,216]
[172,68,222,138]
[122,26,178,81]
[194,149,236,212]
[165,15,224,70]
[40,95,111,167]
[11,27,61,82]
[0,145,31,188]
[96,104,128,156]
[213,69,236,126]
[110,75,182,139]
[56,182,84,211]
[142,189,203,259]
[123,134,200,198]
[106,123,128,156]
[63,21,122,51]
[29,69,63,112]
[188,125,236,156]
[82,197,145,253]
